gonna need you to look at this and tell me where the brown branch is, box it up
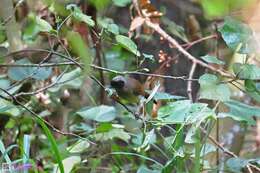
[144,20,234,78]
[200,127,260,172]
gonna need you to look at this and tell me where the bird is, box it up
[110,75,147,104]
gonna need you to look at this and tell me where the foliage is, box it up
[0,0,259,173]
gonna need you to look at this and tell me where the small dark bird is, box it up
[110,75,147,104]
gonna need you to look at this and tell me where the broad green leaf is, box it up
[0,99,20,116]
[96,122,113,133]
[48,68,82,92]
[54,156,81,173]
[0,78,10,89]
[158,100,215,125]
[112,0,131,7]
[77,105,116,122]
[226,158,249,173]
[67,140,90,153]
[7,58,52,81]
[66,4,95,27]
[200,55,225,65]
[245,80,260,102]
[107,23,119,35]
[66,31,92,73]
[233,63,260,80]
[35,16,53,32]
[161,18,188,42]
[94,128,130,142]
[218,17,253,53]
[116,35,140,56]
[199,74,231,101]
[219,100,260,125]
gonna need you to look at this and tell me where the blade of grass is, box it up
[36,117,64,173]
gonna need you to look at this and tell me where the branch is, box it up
[200,127,260,172]
[144,20,234,78]
[0,87,96,145]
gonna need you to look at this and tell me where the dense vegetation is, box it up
[0,0,259,172]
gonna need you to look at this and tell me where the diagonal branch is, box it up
[144,20,234,78]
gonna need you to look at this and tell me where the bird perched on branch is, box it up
[110,75,148,104]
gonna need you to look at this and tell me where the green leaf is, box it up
[107,23,119,35]
[67,4,95,27]
[233,63,260,80]
[48,68,82,92]
[7,58,52,81]
[36,117,64,173]
[161,18,188,42]
[77,105,117,122]
[116,35,140,56]
[67,139,90,153]
[0,99,20,116]
[218,17,253,53]
[0,24,6,44]
[219,100,260,125]
[35,16,53,32]
[158,100,215,125]
[199,74,231,101]
[200,55,225,65]
[66,31,92,73]
[73,10,95,27]
[112,0,131,7]
[226,158,249,173]
[54,156,81,173]
[94,128,130,142]
[245,80,260,102]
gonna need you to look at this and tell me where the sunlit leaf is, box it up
[66,31,92,73]
[54,156,81,173]
[218,17,253,53]
[77,105,117,122]
[7,58,52,81]
[226,157,249,173]
[200,55,225,65]
[233,63,260,80]
[112,0,131,7]
[35,16,53,32]
[158,100,215,125]
[219,100,260,125]
[199,74,231,101]
[161,18,188,42]
[94,128,130,142]
[67,140,90,153]
[116,35,140,56]
[245,80,260,102]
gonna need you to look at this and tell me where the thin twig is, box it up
[0,87,96,145]
[187,62,197,101]
[200,127,260,172]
